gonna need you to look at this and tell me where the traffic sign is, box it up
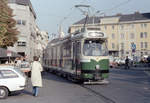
[131,43,136,50]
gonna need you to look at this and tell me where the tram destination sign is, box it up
[88,32,106,38]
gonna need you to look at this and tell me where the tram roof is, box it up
[48,27,107,46]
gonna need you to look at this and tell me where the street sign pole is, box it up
[7,50,12,63]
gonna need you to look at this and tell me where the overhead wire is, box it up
[102,0,133,13]
[88,0,133,16]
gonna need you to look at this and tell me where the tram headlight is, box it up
[96,65,100,70]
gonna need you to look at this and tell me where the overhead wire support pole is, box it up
[75,4,90,30]
[58,7,75,38]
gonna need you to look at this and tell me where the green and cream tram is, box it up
[43,28,109,84]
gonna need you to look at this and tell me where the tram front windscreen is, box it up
[83,39,108,56]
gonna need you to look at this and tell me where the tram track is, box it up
[46,70,115,103]
[80,85,116,103]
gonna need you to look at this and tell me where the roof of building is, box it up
[74,16,101,25]
[119,12,150,22]
[73,12,150,25]
[7,0,36,19]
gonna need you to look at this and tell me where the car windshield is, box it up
[83,39,108,56]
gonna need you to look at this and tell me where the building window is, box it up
[121,25,124,29]
[22,20,26,25]
[112,33,115,39]
[145,52,148,55]
[140,32,143,38]
[144,32,147,38]
[130,33,134,39]
[131,24,134,28]
[104,26,107,30]
[145,42,148,48]
[141,23,147,28]
[17,20,21,25]
[141,24,143,28]
[141,42,143,48]
[141,52,143,56]
[112,43,115,49]
[17,41,26,46]
[121,43,124,49]
[144,23,147,28]
[121,33,124,39]
[17,20,26,25]
[18,52,25,57]
[141,32,147,38]
[112,25,115,30]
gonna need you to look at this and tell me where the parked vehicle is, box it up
[109,56,118,68]
[116,58,126,66]
[0,65,26,99]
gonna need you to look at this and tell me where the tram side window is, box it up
[55,47,57,66]
[73,42,81,60]
[63,42,71,57]
[51,48,54,65]
[73,42,81,69]
[76,42,81,56]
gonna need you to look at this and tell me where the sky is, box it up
[30,0,150,38]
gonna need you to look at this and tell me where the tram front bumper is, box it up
[83,79,109,85]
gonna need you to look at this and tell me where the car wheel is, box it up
[0,87,8,99]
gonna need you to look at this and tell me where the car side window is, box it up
[0,70,18,78]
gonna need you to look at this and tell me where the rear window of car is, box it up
[21,64,29,68]
[20,62,30,68]
[0,70,18,79]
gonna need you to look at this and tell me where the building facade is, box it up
[70,12,150,59]
[7,0,38,61]
[36,28,49,60]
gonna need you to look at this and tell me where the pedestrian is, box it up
[147,55,150,67]
[31,56,43,97]
[125,56,130,69]
[16,57,22,67]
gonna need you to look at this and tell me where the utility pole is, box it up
[75,5,90,29]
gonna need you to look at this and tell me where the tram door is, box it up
[73,41,81,74]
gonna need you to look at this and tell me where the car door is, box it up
[0,69,21,91]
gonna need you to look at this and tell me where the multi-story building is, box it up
[36,27,49,59]
[70,12,150,59]
[7,0,38,61]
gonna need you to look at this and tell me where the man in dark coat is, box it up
[125,56,130,69]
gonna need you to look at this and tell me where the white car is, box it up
[0,65,27,99]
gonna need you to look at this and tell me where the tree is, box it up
[0,0,19,48]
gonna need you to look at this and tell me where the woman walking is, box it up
[31,56,43,97]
